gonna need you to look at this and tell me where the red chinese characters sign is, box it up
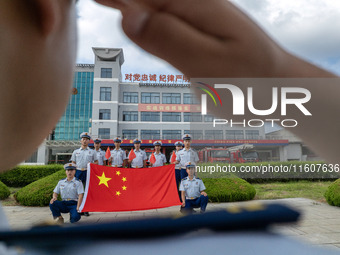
[124,74,190,83]
[138,104,201,112]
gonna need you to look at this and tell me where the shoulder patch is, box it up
[181,177,188,181]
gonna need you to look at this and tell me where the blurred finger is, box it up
[120,4,234,77]
[137,0,262,39]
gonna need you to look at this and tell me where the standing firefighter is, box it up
[71,132,98,216]
[128,138,147,168]
[71,132,98,185]
[93,139,106,166]
[149,141,167,167]
[175,134,199,180]
[110,137,127,168]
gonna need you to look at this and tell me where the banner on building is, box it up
[79,164,181,212]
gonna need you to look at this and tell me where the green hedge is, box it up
[325,179,340,206]
[197,161,338,182]
[0,181,10,200]
[202,178,256,202]
[14,169,255,206]
[15,170,65,206]
[0,164,64,187]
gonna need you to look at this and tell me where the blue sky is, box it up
[76,0,340,77]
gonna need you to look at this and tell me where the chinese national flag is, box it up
[170,151,176,163]
[149,153,156,164]
[128,148,136,160]
[105,147,111,160]
[80,164,181,212]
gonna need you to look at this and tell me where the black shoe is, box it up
[84,212,90,216]
[79,212,85,216]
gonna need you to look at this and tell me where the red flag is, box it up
[149,152,156,164]
[80,164,181,212]
[105,147,111,160]
[170,151,176,163]
[128,148,136,160]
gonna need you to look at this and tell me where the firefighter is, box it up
[110,137,128,168]
[93,139,106,166]
[128,139,147,168]
[149,141,167,167]
[49,163,84,224]
[175,134,199,180]
[172,141,184,199]
[179,164,208,214]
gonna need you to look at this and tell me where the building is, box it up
[89,47,266,142]
[28,47,321,164]
[54,64,94,140]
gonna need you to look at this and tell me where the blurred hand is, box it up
[95,0,334,78]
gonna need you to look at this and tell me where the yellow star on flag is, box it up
[122,186,127,191]
[122,177,127,182]
[97,172,111,188]
[116,191,121,196]
[116,171,121,176]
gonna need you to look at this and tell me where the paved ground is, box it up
[3,198,340,251]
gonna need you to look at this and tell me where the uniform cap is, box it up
[113,137,122,143]
[182,134,192,140]
[80,132,91,140]
[153,141,162,146]
[133,138,141,144]
[64,163,77,170]
[174,141,183,147]
[94,139,102,143]
[186,164,196,169]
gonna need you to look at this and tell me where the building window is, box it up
[141,92,160,104]
[141,112,160,122]
[101,68,112,78]
[122,130,138,139]
[205,130,223,140]
[163,130,181,140]
[162,112,181,122]
[98,128,110,139]
[100,87,111,101]
[183,93,200,104]
[162,93,181,104]
[123,92,138,103]
[123,111,138,121]
[204,115,214,122]
[183,112,202,122]
[226,130,244,139]
[184,130,203,140]
[245,130,259,139]
[141,130,160,140]
[99,109,111,120]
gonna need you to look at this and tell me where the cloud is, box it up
[76,0,180,77]
[232,0,340,74]
[77,0,340,76]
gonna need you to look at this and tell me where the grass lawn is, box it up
[1,187,20,206]
[1,181,333,206]
[253,181,333,203]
